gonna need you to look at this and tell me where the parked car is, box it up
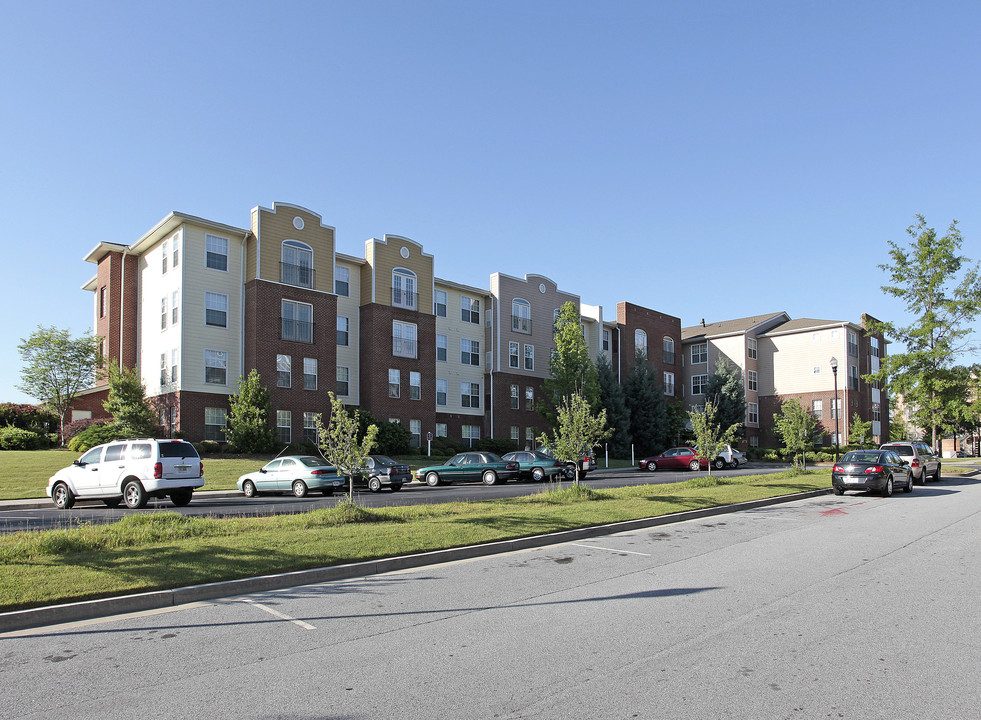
[638,447,708,472]
[719,445,747,469]
[354,455,412,492]
[237,456,345,498]
[832,449,913,497]
[535,446,598,479]
[414,452,520,486]
[879,441,941,484]
[47,438,205,510]
[501,451,566,482]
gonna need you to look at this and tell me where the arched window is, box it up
[392,268,417,310]
[635,329,648,358]
[512,298,531,333]
[282,240,313,288]
[662,336,675,364]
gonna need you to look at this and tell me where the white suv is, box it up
[47,439,206,509]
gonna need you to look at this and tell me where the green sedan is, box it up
[501,451,567,482]
[415,451,520,487]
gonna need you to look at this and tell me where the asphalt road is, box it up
[2,474,979,719]
[0,465,783,533]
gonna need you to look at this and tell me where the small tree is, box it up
[688,400,740,476]
[773,398,819,470]
[847,412,873,447]
[317,391,379,500]
[17,326,100,446]
[103,364,158,437]
[537,393,610,486]
[704,357,747,439]
[225,369,277,453]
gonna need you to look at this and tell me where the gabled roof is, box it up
[682,312,789,342]
[761,317,856,336]
[83,211,250,264]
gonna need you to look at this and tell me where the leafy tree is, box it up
[317,391,379,500]
[688,400,740,475]
[624,349,668,456]
[17,326,100,446]
[103,364,158,437]
[889,415,911,442]
[540,301,601,428]
[773,398,819,469]
[225,369,277,453]
[865,215,981,451]
[703,357,746,439]
[847,412,874,447]
[537,393,610,485]
[596,353,631,457]
[355,409,413,455]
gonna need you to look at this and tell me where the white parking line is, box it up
[570,543,651,557]
[240,599,316,630]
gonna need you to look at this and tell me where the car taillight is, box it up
[311,469,328,475]
[865,465,884,474]
[910,459,920,467]
[199,461,204,476]
[154,462,162,479]
[508,463,518,470]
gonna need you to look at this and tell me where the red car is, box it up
[638,447,708,472]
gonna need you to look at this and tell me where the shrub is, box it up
[68,422,126,452]
[63,418,108,445]
[0,403,59,435]
[476,437,522,455]
[428,437,466,456]
[0,425,46,450]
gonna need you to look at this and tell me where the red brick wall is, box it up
[94,251,139,384]
[616,301,682,405]
[490,371,546,441]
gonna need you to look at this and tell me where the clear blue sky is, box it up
[3,1,979,404]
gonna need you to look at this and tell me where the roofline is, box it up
[434,276,491,296]
[84,212,250,263]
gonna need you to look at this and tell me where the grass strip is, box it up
[0,470,829,612]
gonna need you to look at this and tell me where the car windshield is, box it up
[157,441,199,458]
[886,445,914,457]
[372,455,397,466]
[842,451,881,463]
[299,457,331,467]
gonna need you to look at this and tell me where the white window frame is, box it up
[388,369,400,398]
[337,366,350,396]
[434,289,447,317]
[282,240,314,288]
[663,371,675,396]
[691,343,707,364]
[436,334,447,362]
[204,349,227,385]
[334,265,350,296]
[509,341,520,369]
[303,358,317,391]
[277,410,291,443]
[635,329,647,357]
[436,423,447,438]
[461,338,480,366]
[524,344,535,371]
[436,378,447,406]
[392,268,417,310]
[747,370,758,391]
[337,316,349,346]
[692,374,708,395]
[461,295,480,324]
[512,298,531,333]
[204,407,226,442]
[394,320,418,358]
[277,354,291,388]
[747,402,759,425]
[747,338,757,359]
[206,234,229,272]
[205,292,228,328]
[461,381,480,408]
[282,299,313,343]
[410,371,422,400]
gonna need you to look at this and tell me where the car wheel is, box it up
[934,464,941,481]
[52,482,75,510]
[482,470,498,485]
[903,472,913,493]
[713,458,725,470]
[688,460,700,471]
[170,488,193,507]
[531,467,545,482]
[292,480,308,498]
[646,460,657,472]
[368,477,382,493]
[123,480,147,509]
[243,480,257,498]
[563,467,575,480]
[915,470,926,485]
[728,461,739,470]
[390,483,402,492]
[833,486,845,496]
[882,476,894,498]
[426,472,441,487]
[102,497,121,508]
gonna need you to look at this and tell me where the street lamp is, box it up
[830,356,840,462]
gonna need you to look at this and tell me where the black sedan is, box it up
[832,449,913,497]
[354,455,412,492]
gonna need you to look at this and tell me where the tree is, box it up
[703,357,746,439]
[596,354,631,457]
[773,398,819,470]
[889,415,911,442]
[847,412,873,447]
[17,325,100,446]
[103,364,158,437]
[317,391,379,500]
[865,215,981,451]
[540,301,601,429]
[688,400,740,475]
[225,369,277,453]
[624,349,668,457]
[537,393,610,486]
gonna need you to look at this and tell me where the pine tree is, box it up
[540,301,601,429]
[703,357,746,438]
[226,369,277,453]
[596,354,631,457]
[624,349,667,457]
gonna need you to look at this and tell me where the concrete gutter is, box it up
[0,486,830,634]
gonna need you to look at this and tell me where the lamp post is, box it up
[830,356,840,462]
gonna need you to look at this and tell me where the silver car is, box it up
[879,441,940,484]
[237,456,345,498]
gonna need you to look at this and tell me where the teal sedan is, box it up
[501,451,566,482]
[237,456,345,498]
[415,451,520,487]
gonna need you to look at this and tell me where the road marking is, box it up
[241,599,316,630]
[570,543,651,556]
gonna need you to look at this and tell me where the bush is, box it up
[0,403,58,435]
[63,418,108,446]
[476,437,522,455]
[68,422,126,452]
[0,425,46,450]
[428,436,466,456]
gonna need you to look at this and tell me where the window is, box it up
[282,300,313,343]
[436,334,447,362]
[205,292,228,328]
[871,338,880,357]
[161,297,168,330]
[635,330,647,357]
[462,338,480,366]
[510,426,520,441]
[281,240,314,288]
[510,384,519,409]
[462,382,480,408]
[206,234,228,271]
[663,336,675,364]
[436,378,447,406]
[409,419,422,448]
[512,298,531,333]
[204,407,226,442]
[664,372,675,396]
[304,358,317,390]
[171,349,178,385]
[461,295,480,324]
[812,400,823,420]
[304,412,318,444]
[525,386,534,410]
[463,424,480,446]
[691,343,707,364]
[205,349,227,385]
[813,366,821,374]
[436,423,447,438]
[160,353,168,385]
[872,403,881,422]
[509,341,520,369]
[434,289,447,317]
[525,427,535,443]
[277,410,291,444]
[172,236,179,268]
[337,366,349,396]
[831,398,842,420]
[410,371,421,400]
[393,321,418,358]
[335,266,350,296]
[748,338,757,359]
[162,239,168,274]
[276,354,291,388]
[848,331,859,358]
[99,286,107,318]
[748,402,759,424]
[849,365,860,391]
[337,316,349,346]
[388,369,400,398]
[172,290,179,325]
[392,268,417,310]
[692,374,708,395]
[524,344,535,371]
[748,370,758,391]
[749,435,759,448]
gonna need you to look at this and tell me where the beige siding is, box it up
[762,328,847,396]
[335,257,361,405]
[364,235,434,312]
[139,228,185,397]
[253,204,335,292]
[435,280,487,417]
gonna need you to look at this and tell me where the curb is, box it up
[0,487,831,634]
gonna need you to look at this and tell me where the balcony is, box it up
[663,350,676,365]
[281,318,314,343]
[280,262,315,289]
[511,315,532,333]
[393,336,418,358]
[391,287,418,311]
